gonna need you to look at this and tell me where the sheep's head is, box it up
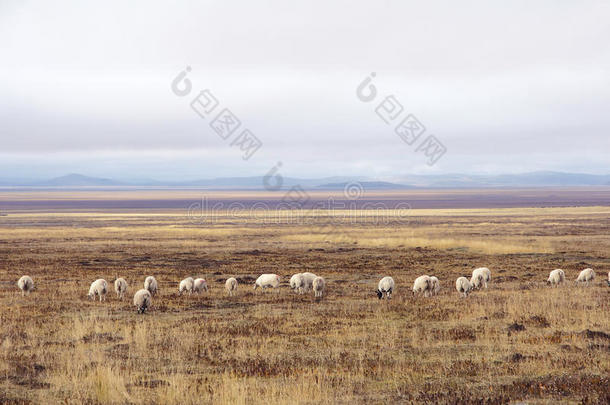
[376,289,383,299]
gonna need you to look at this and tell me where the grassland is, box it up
[0,199,608,404]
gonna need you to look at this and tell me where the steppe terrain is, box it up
[0,190,608,404]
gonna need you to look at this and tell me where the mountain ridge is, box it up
[1,171,609,189]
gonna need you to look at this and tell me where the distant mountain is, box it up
[316,181,415,190]
[0,171,609,188]
[33,174,126,187]
[394,171,610,188]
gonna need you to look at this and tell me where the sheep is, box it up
[290,273,305,293]
[253,274,281,291]
[376,276,395,299]
[312,276,325,298]
[114,278,128,299]
[144,276,158,296]
[413,275,432,297]
[429,276,441,296]
[607,271,610,287]
[576,268,595,285]
[547,269,565,287]
[88,279,108,302]
[455,277,473,298]
[17,276,34,296]
[225,277,238,296]
[470,267,491,289]
[300,272,318,293]
[194,278,208,294]
[133,289,152,314]
[178,277,195,295]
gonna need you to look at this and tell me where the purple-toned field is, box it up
[1,187,610,212]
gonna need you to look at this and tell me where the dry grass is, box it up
[0,205,608,404]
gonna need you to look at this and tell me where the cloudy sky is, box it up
[1,0,609,181]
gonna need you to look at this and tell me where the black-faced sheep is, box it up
[133,289,152,314]
[376,276,395,299]
[17,276,34,296]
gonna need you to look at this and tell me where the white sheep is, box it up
[225,277,238,296]
[253,274,281,291]
[455,277,473,297]
[194,278,208,294]
[290,273,305,294]
[133,289,152,314]
[17,276,34,296]
[114,278,128,299]
[376,276,395,299]
[300,272,318,292]
[312,276,325,298]
[413,275,432,297]
[576,268,595,285]
[179,277,195,295]
[470,267,491,289]
[290,273,305,293]
[144,276,158,296]
[88,279,108,302]
[607,271,610,287]
[429,276,441,296]
[547,269,565,287]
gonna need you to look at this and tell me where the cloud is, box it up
[0,0,609,177]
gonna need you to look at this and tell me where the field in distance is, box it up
[0,191,608,404]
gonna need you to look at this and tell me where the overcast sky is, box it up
[1,0,609,180]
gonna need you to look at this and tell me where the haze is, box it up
[1,1,609,181]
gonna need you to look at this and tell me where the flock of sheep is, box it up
[15,267,605,313]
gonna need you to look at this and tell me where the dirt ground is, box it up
[0,196,608,404]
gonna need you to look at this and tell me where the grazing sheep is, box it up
[607,271,610,287]
[413,275,432,297]
[17,276,34,296]
[470,267,491,289]
[312,276,325,298]
[376,276,395,299]
[225,277,238,296]
[429,276,441,296]
[88,279,108,302]
[133,289,152,314]
[300,272,318,292]
[290,273,305,293]
[455,277,473,297]
[547,269,565,287]
[253,274,281,291]
[144,276,158,296]
[193,278,208,294]
[179,277,195,295]
[576,268,595,285]
[114,278,128,299]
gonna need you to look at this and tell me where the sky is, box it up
[0,0,609,181]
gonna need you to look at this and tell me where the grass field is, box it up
[0,196,608,404]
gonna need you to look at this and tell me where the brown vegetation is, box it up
[0,200,608,404]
